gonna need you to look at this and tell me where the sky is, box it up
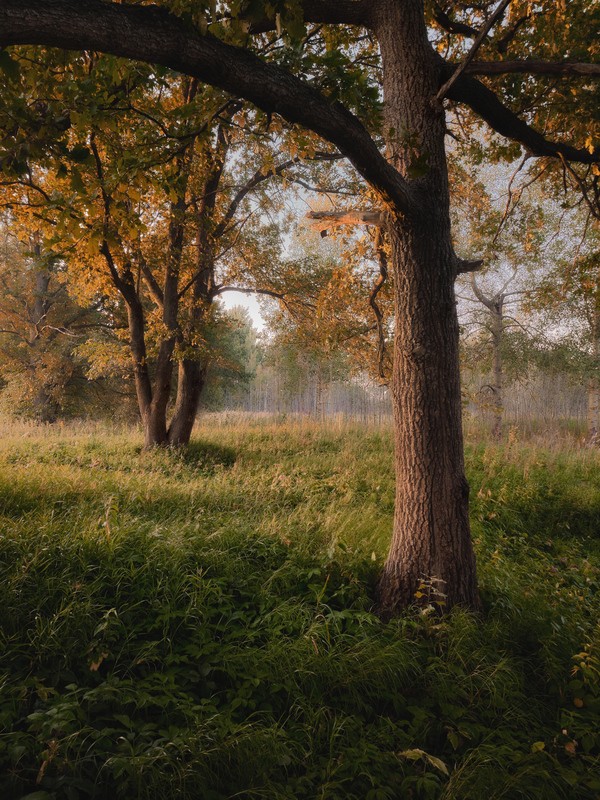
[220,291,268,331]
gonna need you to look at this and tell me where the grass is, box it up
[0,416,599,799]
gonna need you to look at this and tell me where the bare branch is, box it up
[370,228,389,381]
[433,5,479,37]
[306,209,384,233]
[436,0,512,102]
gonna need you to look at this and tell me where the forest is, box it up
[0,1,599,798]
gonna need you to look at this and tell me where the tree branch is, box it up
[370,228,389,381]
[433,5,479,38]
[211,285,284,301]
[466,60,600,77]
[436,0,512,101]
[213,158,298,240]
[0,0,415,216]
[447,69,600,163]
[306,209,384,233]
[456,258,484,275]
[247,0,372,33]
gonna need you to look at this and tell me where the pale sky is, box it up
[220,291,267,331]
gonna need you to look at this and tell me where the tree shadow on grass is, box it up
[178,439,237,470]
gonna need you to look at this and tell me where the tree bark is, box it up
[167,358,205,446]
[374,0,479,614]
[124,298,157,446]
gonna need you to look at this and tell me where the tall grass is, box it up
[0,418,598,799]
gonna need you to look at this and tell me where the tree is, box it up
[1,0,598,612]
[0,50,338,446]
[0,219,101,421]
[453,181,547,438]
[531,246,600,443]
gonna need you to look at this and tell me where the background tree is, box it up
[0,49,343,446]
[0,219,102,421]
[530,246,600,443]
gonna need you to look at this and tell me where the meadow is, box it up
[0,416,599,799]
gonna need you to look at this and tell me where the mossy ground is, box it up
[0,417,599,799]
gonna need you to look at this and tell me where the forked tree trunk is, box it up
[167,358,205,446]
[375,0,480,614]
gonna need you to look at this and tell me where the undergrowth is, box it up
[0,419,598,799]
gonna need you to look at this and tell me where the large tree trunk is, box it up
[375,0,479,614]
[167,358,205,446]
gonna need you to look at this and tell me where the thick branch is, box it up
[447,69,600,164]
[0,0,415,216]
[466,60,600,77]
[433,6,479,37]
[211,285,284,301]
[248,0,372,32]
[141,260,164,308]
[456,258,484,275]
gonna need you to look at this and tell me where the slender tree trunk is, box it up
[167,358,205,446]
[588,307,600,445]
[375,0,479,614]
[124,300,159,446]
[491,303,504,439]
[28,242,59,423]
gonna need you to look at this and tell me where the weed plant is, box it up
[0,418,598,799]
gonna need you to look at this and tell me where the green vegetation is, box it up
[1,419,599,800]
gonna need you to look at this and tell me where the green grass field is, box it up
[0,417,599,799]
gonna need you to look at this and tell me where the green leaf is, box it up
[0,49,20,80]
[69,145,91,163]
[70,168,86,193]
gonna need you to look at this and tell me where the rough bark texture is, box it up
[375,0,479,614]
[168,359,205,446]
